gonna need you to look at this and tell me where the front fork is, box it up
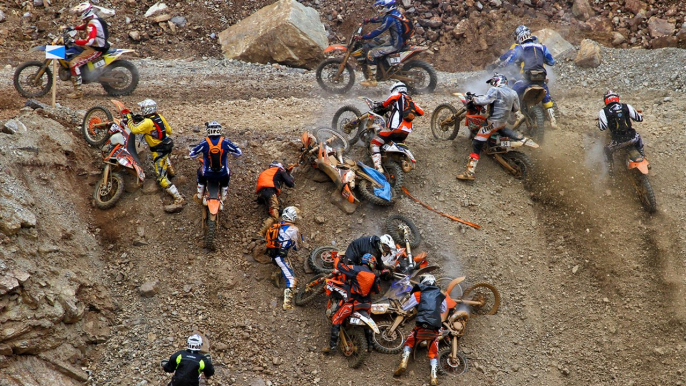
[99,164,111,192]
[492,153,519,175]
[33,60,54,83]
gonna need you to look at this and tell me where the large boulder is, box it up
[218,0,328,69]
[534,29,576,60]
[574,39,601,68]
[572,0,595,21]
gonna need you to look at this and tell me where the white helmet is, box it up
[282,206,298,222]
[379,234,396,255]
[269,161,284,169]
[516,28,532,44]
[138,99,157,116]
[187,334,202,351]
[420,274,436,286]
[72,2,95,20]
[205,121,222,136]
[390,81,407,95]
[374,0,397,14]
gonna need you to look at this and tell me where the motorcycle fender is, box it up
[628,159,650,174]
[352,312,380,334]
[207,199,221,215]
[323,45,347,53]
[133,164,145,181]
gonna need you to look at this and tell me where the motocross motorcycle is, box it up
[316,23,437,95]
[14,28,138,98]
[511,77,548,143]
[200,179,222,250]
[613,140,656,213]
[431,92,538,180]
[92,100,145,209]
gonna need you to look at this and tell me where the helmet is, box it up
[360,253,377,270]
[282,206,298,222]
[187,334,202,351]
[420,274,436,286]
[269,161,284,169]
[138,99,157,115]
[390,81,407,95]
[379,234,396,255]
[205,121,222,136]
[514,25,530,42]
[373,0,397,14]
[72,2,95,20]
[486,73,507,87]
[516,28,532,44]
[603,90,619,105]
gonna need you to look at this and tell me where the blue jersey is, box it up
[505,39,555,72]
[189,136,242,175]
[364,10,404,50]
[277,222,302,251]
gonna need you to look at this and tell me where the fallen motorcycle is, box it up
[14,28,138,98]
[316,23,437,94]
[92,100,145,209]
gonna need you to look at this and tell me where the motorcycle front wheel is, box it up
[430,103,461,140]
[316,58,355,94]
[332,105,363,144]
[82,106,113,147]
[437,347,468,375]
[315,128,350,154]
[499,151,533,180]
[308,245,338,274]
[462,282,501,315]
[100,60,139,96]
[340,328,368,369]
[372,322,405,354]
[633,172,657,213]
[385,214,421,248]
[400,60,437,94]
[294,274,326,306]
[14,61,52,97]
[93,172,124,210]
[205,211,217,250]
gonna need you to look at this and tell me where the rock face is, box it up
[572,0,595,21]
[535,28,576,60]
[218,0,327,69]
[574,39,601,68]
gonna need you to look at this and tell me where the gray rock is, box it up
[0,10,5,23]
[611,32,627,46]
[572,0,595,21]
[170,16,187,27]
[574,39,601,68]
[139,280,159,297]
[0,275,20,295]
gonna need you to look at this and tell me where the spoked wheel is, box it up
[431,104,461,140]
[372,322,405,354]
[437,277,464,299]
[385,214,421,248]
[82,106,113,147]
[308,246,338,274]
[400,60,437,94]
[294,274,326,306]
[358,178,395,206]
[340,328,368,369]
[528,105,546,143]
[633,173,657,213]
[462,283,500,315]
[437,347,468,375]
[332,105,363,144]
[93,172,124,210]
[13,61,52,97]
[316,58,355,94]
[499,151,533,180]
[205,213,217,250]
[315,128,350,154]
[100,60,139,96]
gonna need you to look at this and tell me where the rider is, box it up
[162,334,215,386]
[344,234,396,268]
[491,25,539,81]
[322,253,381,354]
[188,121,243,210]
[597,90,645,175]
[394,274,446,386]
[265,206,302,310]
[356,0,405,87]
[501,25,558,128]
[66,2,110,99]
[123,99,185,212]
[370,82,424,173]
[457,73,520,181]
[256,161,295,236]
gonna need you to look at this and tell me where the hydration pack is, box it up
[206,136,224,172]
[400,94,418,122]
[603,103,632,136]
[265,221,293,249]
[390,14,415,43]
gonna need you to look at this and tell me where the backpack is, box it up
[400,94,418,122]
[93,16,111,52]
[206,136,225,172]
[390,14,415,43]
[265,221,292,249]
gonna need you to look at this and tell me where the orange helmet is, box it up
[604,90,619,105]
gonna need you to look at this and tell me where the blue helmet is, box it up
[373,0,396,14]
[514,25,530,41]
[360,253,377,270]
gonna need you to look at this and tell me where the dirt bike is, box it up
[612,139,656,214]
[511,79,548,143]
[199,179,222,250]
[431,92,538,180]
[92,100,145,209]
[14,28,139,98]
[316,23,437,94]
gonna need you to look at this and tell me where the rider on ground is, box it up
[344,234,396,273]
[162,334,215,386]
[394,274,446,386]
[265,206,303,310]
[256,161,295,236]
[188,121,243,210]
[67,2,110,99]
[456,74,520,181]
[370,82,424,173]
[356,0,405,87]
[597,90,645,175]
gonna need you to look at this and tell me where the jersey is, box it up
[364,10,404,50]
[74,17,110,51]
[189,136,243,175]
[598,102,643,142]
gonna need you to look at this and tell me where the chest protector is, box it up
[415,285,446,330]
[206,136,225,172]
[149,114,168,140]
[265,222,292,249]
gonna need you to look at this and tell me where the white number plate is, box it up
[349,317,362,325]
[94,60,106,68]
[501,141,511,147]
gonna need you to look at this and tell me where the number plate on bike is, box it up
[501,141,511,147]
[349,317,363,325]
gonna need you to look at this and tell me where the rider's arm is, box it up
[598,109,608,131]
[542,45,556,66]
[362,16,392,40]
[278,168,295,188]
[73,23,88,31]
[74,21,98,46]
[401,292,421,311]
[159,115,172,136]
[280,225,301,251]
[440,299,447,313]
[626,104,643,122]
[414,101,425,116]
[189,141,207,159]
[504,45,523,65]
[162,352,180,373]
[512,94,521,113]
[472,89,497,106]
[126,117,154,135]
[381,93,400,109]
[201,355,215,378]
[223,138,243,157]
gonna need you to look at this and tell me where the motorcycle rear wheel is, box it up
[308,245,338,274]
[294,274,326,306]
[372,322,405,354]
[499,151,533,180]
[400,60,437,94]
[462,282,500,315]
[14,61,52,97]
[437,347,468,375]
[357,162,401,206]
[100,60,139,96]
[205,213,217,251]
[528,105,545,143]
[385,214,421,248]
[430,103,461,140]
[634,173,657,213]
[93,172,124,210]
[316,58,355,94]
[340,328,368,368]
[82,106,113,147]
[332,105,363,144]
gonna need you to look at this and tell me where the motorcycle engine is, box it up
[58,66,71,81]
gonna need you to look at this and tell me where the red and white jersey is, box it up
[75,18,107,48]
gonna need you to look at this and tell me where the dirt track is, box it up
[1,52,686,386]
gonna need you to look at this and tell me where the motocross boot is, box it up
[283,288,294,310]
[220,186,229,211]
[364,328,374,353]
[361,65,378,87]
[166,159,176,178]
[513,111,526,130]
[430,358,439,385]
[456,157,478,181]
[394,348,411,376]
[322,325,340,354]
[195,184,205,203]
[163,185,185,213]
[371,152,384,174]
[66,76,84,99]
[546,107,558,129]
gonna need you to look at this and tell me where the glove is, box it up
[381,268,392,280]
[120,108,131,118]
[353,35,363,41]
[66,26,75,32]
[362,18,372,24]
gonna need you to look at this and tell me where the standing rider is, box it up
[189,121,243,210]
[457,74,520,181]
[597,90,645,175]
[162,334,215,386]
[501,25,558,128]
[265,207,303,310]
[66,2,110,99]
[123,99,185,212]
[322,253,381,354]
[394,274,446,386]
[370,82,424,173]
[356,0,405,87]
[256,162,295,236]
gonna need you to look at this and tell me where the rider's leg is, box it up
[67,47,100,99]
[457,125,492,180]
[370,137,385,173]
[219,173,230,210]
[362,50,379,87]
[542,82,558,128]
[196,168,206,201]
[604,142,616,175]
[155,151,185,208]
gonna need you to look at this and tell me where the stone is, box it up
[572,0,594,21]
[129,31,141,41]
[218,0,328,69]
[534,28,576,60]
[611,32,626,46]
[401,0,412,7]
[145,2,168,18]
[170,16,187,27]
[82,312,111,343]
[0,344,11,355]
[0,275,19,295]
[574,39,601,68]
[586,16,612,33]
[0,10,5,23]
[677,24,686,48]
[3,119,27,134]
[60,296,85,324]
[647,17,675,39]
[93,5,116,19]
[153,14,172,23]
[453,19,468,37]
[139,280,159,297]
[623,0,645,15]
